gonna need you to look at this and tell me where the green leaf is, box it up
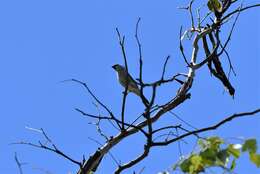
[179,155,205,174]
[190,155,204,173]
[230,159,236,171]
[249,153,260,167]
[217,149,229,166]
[200,148,217,160]
[180,158,191,173]
[228,144,241,158]
[242,139,257,153]
[200,148,217,165]
[207,0,222,12]
[207,136,224,150]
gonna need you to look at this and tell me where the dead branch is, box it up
[14,1,260,174]
[12,128,82,167]
[15,152,27,174]
[152,108,260,146]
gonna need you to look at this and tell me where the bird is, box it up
[112,64,149,105]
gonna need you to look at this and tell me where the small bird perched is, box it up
[112,64,149,105]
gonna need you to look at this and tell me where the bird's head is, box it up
[112,64,123,71]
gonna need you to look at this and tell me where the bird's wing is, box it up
[126,73,141,96]
[127,72,138,87]
[128,73,137,83]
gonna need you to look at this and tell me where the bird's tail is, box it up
[133,89,149,105]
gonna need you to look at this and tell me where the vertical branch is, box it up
[135,17,150,107]
[218,4,242,56]
[189,0,195,29]
[15,152,26,174]
[209,32,235,96]
[175,128,183,157]
[116,28,129,130]
[121,88,128,131]
[161,55,170,80]
[196,6,201,29]
[179,27,190,66]
[135,18,143,85]
[115,88,156,174]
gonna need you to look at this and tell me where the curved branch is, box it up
[114,144,150,174]
[222,4,260,22]
[64,79,121,128]
[12,128,82,167]
[152,108,260,146]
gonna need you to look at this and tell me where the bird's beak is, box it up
[112,65,116,70]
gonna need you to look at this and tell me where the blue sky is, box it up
[0,0,259,173]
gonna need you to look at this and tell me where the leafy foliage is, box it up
[242,139,260,167]
[167,137,260,174]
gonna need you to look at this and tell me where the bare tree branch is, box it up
[218,3,242,57]
[15,152,27,174]
[152,108,260,146]
[75,108,149,137]
[15,2,260,174]
[12,128,82,167]
[222,4,260,22]
[179,26,190,66]
[116,28,129,130]
[161,55,170,81]
[62,78,121,128]
[114,144,150,174]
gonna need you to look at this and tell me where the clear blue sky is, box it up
[0,0,259,173]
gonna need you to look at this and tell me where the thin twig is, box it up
[12,128,82,167]
[62,79,122,129]
[15,152,26,174]
[76,108,149,137]
[153,108,260,146]
[189,0,195,29]
[169,111,198,130]
[179,26,190,66]
[161,55,170,80]
[116,28,129,130]
[218,3,241,57]
[219,42,236,78]
[176,128,183,157]
[134,17,150,107]
[222,4,260,22]
[152,125,181,134]
[114,144,150,174]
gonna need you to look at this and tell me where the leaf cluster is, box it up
[171,137,260,174]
